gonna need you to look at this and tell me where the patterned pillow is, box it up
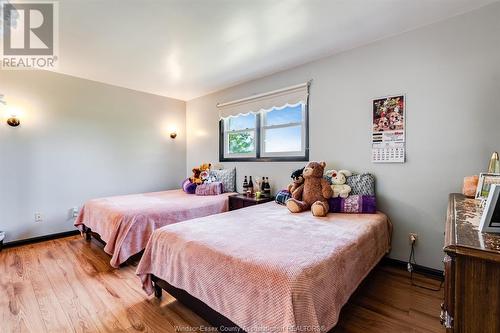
[346,173,375,196]
[275,190,292,205]
[328,195,376,213]
[209,168,236,193]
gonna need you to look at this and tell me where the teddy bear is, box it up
[190,167,202,185]
[326,169,352,198]
[287,167,305,194]
[190,163,212,185]
[286,161,333,217]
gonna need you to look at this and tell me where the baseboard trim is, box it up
[2,230,80,250]
[382,257,444,280]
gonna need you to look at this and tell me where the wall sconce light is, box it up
[7,115,20,127]
[167,124,177,139]
[1,99,21,127]
[5,106,21,127]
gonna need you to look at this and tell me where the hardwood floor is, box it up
[0,236,444,333]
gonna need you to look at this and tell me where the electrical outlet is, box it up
[409,233,418,245]
[72,207,79,218]
[34,212,43,223]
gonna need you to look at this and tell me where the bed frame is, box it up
[83,225,144,265]
[152,275,243,331]
[83,225,106,244]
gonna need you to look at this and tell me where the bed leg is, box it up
[154,282,162,299]
[85,227,92,241]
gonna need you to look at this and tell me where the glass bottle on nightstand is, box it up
[248,176,254,196]
[264,177,271,198]
[242,176,248,194]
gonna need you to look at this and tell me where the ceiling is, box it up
[54,0,498,101]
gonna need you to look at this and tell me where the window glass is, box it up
[228,131,255,154]
[263,126,302,153]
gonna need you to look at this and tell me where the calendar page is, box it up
[372,143,405,163]
[371,95,406,163]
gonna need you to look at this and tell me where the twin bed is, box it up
[76,187,392,332]
[137,203,392,332]
[75,189,234,267]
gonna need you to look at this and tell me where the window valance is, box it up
[217,82,310,119]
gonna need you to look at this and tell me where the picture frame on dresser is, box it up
[475,173,500,199]
[479,184,500,233]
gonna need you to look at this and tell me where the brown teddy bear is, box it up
[286,161,333,217]
[190,167,202,184]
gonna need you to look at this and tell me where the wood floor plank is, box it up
[63,236,193,332]
[0,248,24,333]
[59,237,157,332]
[0,236,445,333]
[50,238,130,332]
[38,240,108,333]
[18,244,74,333]
[2,246,47,333]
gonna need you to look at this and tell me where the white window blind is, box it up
[217,82,309,119]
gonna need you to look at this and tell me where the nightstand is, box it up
[228,194,275,211]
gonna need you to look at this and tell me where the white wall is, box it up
[0,70,186,242]
[186,3,500,270]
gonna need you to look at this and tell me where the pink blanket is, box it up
[136,202,392,332]
[75,189,234,268]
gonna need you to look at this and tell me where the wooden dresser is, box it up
[443,194,500,332]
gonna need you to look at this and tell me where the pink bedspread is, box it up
[136,202,392,332]
[75,189,234,268]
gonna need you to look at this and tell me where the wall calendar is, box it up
[372,95,406,163]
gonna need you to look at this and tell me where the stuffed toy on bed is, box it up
[189,167,202,185]
[286,161,333,217]
[189,163,212,185]
[326,169,352,198]
[287,167,305,194]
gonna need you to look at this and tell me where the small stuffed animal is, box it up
[286,161,333,217]
[287,167,305,194]
[190,163,212,185]
[200,163,211,172]
[205,175,217,183]
[326,169,352,198]
[190,167,203,185]
[199,163,211,182]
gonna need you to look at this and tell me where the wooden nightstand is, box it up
[228,194,275,211]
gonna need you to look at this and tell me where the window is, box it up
[261,104,306,158]
[218,82,310,162]
[220,103,308,162]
